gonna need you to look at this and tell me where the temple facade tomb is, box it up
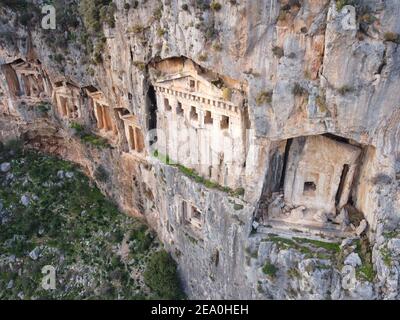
[284,135,361,214]
[150,58,249,189]
[261,134,364,235]
[85,87,118,140]
[118,110,145,156]
[52,80,82,119]
[1,59,52,102]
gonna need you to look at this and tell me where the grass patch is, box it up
[70,122,85,133]
[380,247,392,267]
[267,234,340,259]
[152,150,245,197]
[354,237,376,282]
[69,122,110,149]
[293,237,340,253]
[81,133,110,148]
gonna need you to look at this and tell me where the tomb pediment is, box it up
[155,71,224,100]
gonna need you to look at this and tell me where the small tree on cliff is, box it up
[144,250,185,299]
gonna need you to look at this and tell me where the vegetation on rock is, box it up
[0,145,183,299]
[255,91,273,106]
[152,150,245,198]
[144,250,184,299]
[262,262,278,278]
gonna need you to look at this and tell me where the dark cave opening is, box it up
[279,138,293,190]
[335,164,350,206]
[146,84,157,145]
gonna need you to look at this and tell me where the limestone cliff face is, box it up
[1,0,400,299]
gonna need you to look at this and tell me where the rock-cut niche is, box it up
[258,134,367,236]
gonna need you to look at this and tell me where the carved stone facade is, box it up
[264,135,364,235]
[85,86,118,140]
[284,135,361,214]
[119,112,145,156]
[1,59,52,113]
[150,59,249,189]
[52,80,82,119]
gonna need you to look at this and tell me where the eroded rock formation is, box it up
[0,0,400,299]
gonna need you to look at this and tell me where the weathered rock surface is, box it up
[0,0,400,299]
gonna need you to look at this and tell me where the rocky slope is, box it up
[0,0,400,299]
[0,143,183,299]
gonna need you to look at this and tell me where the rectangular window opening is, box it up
[220,115,229,129]
[190,106,198,121]
[204,110,213,124]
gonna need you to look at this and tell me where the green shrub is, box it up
[92,38,106,64]
[79,0,115,34]
[336,0,355,11]
[81,133,109,148]
[354,237,376,282]
[222,88,232,101]
[157,27,166,37]
[292,83,307,96]
[70,122,85,134]
[277,11,287,22]
[316,94,327,113]
[152,151,244,197]
[210,1,222,11]
[132,1,139,9]
[94,165,109,183]
[37,102,51,114]
[255,90,273,105]
[132,61,146,71]
[99,4,116,28]
[272,46,284,58]
[384,32,400,44]
[198,53,208,61]
[3,138,24,154]
[262,262,278,278]
[53,53,65,64]
[144,250,184,299]
[338,85,354,95]
[203,22,217,40]
[153,6,163,21]
[129,24,144,34]
[130,224,153,253]
[212,42,223,51]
